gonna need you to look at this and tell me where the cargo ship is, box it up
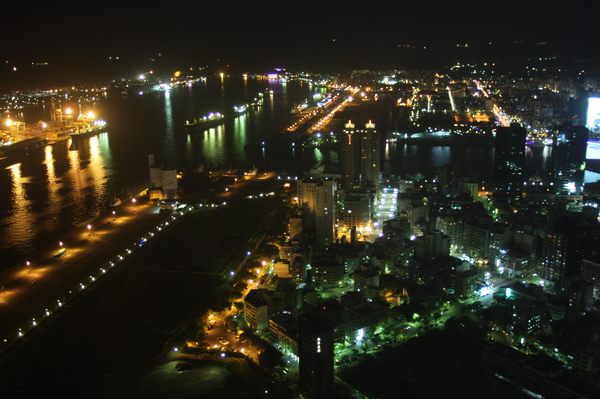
[184,112,225,129]
[0,107,107,160]
[185,100,262,130]
[68,119,107,139]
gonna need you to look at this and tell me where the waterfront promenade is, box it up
[0,193,171,352]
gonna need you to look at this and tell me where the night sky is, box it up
[2,1,599,88]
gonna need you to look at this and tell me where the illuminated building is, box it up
[269,314,299,356]
[552,124,589,195]
[273,259,292,278]
[586,96,600,132]
[297,179,337,247]
[340,119,380,191]
[311,256,344,289]
[339,191,372,238]
[341,120,359,190]
[541,231,568,289]
[244,290,270,332]
[360,120,380,189]
[462,221,491,262]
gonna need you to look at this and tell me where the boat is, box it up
[233,105,249,114]
[184,112,225,129]
[185,103,258,130]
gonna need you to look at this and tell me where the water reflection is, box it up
[0,133,115,264]
[202,125,225,169]
[6,163,35,249]
[44,145,61,229]
[162,90,177,165]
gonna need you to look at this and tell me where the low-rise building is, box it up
[244,289,270,332]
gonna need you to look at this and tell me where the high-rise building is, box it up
[360,120,380,188]
[493,123,526,202]
[552,124,588,195]
[340,120,380,191]
[541,231,568,290]
[299,306,335,398]
[341,120,359,191]
[297,179,337,247]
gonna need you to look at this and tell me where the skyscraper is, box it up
[299,305,335,398]
[552,124,588,195]
[341,120,359,191]
[493,123,527,202]
[297,179,337,247]
[360,120,380,188]
[340,119,380,191]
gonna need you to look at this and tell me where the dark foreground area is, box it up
[0,194,288,398]
[339,324,525,398]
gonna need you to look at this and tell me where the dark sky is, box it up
[2,1,598,87]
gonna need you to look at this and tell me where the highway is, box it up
[0,194,172,353]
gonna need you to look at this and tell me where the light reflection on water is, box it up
[1,133,113,266]
[6,163,35,251]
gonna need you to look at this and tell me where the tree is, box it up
[234,281,248,292]
[229,291,243,301]
[258,346,284,369]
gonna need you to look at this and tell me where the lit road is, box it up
[369,186,398,241]
[0,195,172,352]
